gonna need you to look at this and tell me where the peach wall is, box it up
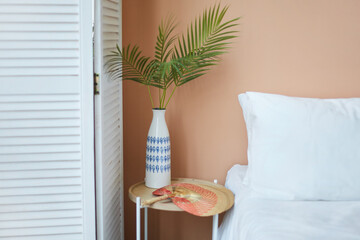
[123,0,360,239]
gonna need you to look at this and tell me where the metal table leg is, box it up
[136,197,141,240]
[212,214,219,240]
[144,207,148,240]
[212,179,219,240]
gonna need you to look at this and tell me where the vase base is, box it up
[145,178,171,189]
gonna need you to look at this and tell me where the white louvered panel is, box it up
[0,153,81,162]
[0,119,80,128]
[0,41,79,50]
[0,14,79,23]
[0,136,80,145]
[0,147,79,155]
[0,6,79,14]
[0,225,83,237]
[0,235,83,240]
[0,23,79,32]
[0,177,81,188]
[0,0,95,239]
[0,168,81,179]
[1,78,80,95]
[0,59,79,67]
[0,94,80,102]
[1,127,81,137]
[0,193,82,205]
[1,218,82,229]
[0,160,80,170]
[0,185,81,196]
[0,32,79,41]
[94,0,123,239]
[0,202,81,214]
[0,0,77,4]
[0,67,79,77]
[0,234,83,240]
[0,50,78,59]
[0,0,81,90]
[0,111,80,120]
[0,209,82,221]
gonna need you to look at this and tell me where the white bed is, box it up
[218,165,360,240]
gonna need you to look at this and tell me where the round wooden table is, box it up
[129,178,234,240]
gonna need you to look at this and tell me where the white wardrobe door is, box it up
[94,0,124,239]
[0,1,96,239]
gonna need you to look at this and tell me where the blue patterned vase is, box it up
[145,109,171,188]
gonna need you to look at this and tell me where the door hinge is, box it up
[94,73,100,95]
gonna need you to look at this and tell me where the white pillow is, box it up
[239,92,360,200]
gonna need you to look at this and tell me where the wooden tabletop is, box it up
[128,178,234,216]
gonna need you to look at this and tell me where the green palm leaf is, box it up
[173,4,239,86]
[105,3,239,108]
[106,44,163,88]
[155,15,177,63]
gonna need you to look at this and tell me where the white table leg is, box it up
[212,179,219,240]
[136,197,141,240]
[144,207,148,240]
[212,214,219,240]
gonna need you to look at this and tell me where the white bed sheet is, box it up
[218,165,360,240]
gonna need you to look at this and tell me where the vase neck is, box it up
[152,109,166,118]
[149,108,168,135]
[151,109,166,124]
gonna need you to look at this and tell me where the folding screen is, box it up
[0,0,96,239]
[94,0,124,239]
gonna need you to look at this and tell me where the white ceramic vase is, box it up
[145,109,171,188]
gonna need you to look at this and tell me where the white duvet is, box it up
[218,165,360,240]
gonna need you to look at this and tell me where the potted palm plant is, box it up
[107,4,239,188]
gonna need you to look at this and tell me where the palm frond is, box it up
[155,15,177,63]
[106,44,164,88]
[172,4,240,86]
[105,3,240,108]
